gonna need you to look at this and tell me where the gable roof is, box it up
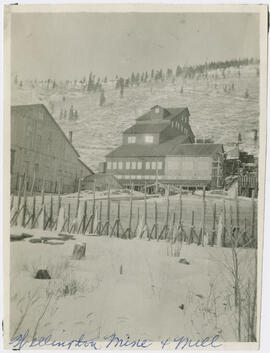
[123,121,170,134]
[78,158,94,175]
[11,104,80,157]
[136,106,189,122]
[106,136,223,158]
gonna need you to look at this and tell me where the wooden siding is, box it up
[165,156,212,180]
[11,105,91,193]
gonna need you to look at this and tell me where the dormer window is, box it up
[155,107,160,114]
[128,136,136,144]
[145,135,154,143]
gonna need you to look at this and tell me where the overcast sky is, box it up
[11,12,259,81]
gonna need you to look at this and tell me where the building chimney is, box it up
[69,131,73,144]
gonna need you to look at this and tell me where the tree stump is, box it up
[72,242,86,260]
[35,269,51,279]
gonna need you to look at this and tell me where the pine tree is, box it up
[135,73,140,85]
[119,77,125,97]
[69,105,74,120]
[74,110,79,120]
[125,78,130,88]
[87,73,93,92]
[99,89,106,106]
[131,72,135,85]
[144,71,148,82]
[151,69,154,79]
[176,65,182,77]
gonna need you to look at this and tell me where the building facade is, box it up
[11,104,93,194]
[105,105,224,190]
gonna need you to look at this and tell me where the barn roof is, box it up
[106,136,223,158]
[11,104,80,157]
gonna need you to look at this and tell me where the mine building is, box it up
[11,104,93,194]
[105,105,224,191]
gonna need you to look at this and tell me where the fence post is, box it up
[251,190,256,247]
[30,169,36,196]
[49,194,53,230]
[106,184,111,235]
[165,186,170,236]
[117,201,120,238]
[67,203,71,233]
[128,186,133,239]
[222,194,226,247]
[179,186,182,226]
[91,181,96,233]
[75,178,81,218]
[211,203,216,246]
[154,201,158,239]
[21,181,27,227]
[17,175,23,211]
[82,200,87,234]
[31,194,36,228]
[189,210,195,244]
[200,186,206,246]
[41,178,45,205]
[235,189,240,246]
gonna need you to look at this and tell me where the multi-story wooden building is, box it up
[11,104,93,194]
[105,105,224,190]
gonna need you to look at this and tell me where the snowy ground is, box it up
[12,65,259,172]
[10,232,256,344]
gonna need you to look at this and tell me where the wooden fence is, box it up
[10,179,257,248]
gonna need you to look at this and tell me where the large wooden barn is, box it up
[105,105,224,190]
[11,104,93,194]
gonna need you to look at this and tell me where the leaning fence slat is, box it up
[82,200,87,234]
[67,203,71,233]
[30,169,36,196]
[31,194,36,228]
[21,181,27,227]
[17,175,23,211]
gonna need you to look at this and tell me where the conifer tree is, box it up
[99,89,106,106]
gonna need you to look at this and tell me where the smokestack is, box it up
[69,131,73,144]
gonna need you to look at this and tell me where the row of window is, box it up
[115,175,162,180]
[107,160,163,170]
[127,135,154,144]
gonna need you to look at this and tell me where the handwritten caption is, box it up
[9,330,223,350]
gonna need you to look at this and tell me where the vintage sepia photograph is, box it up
[3,3,268,350]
